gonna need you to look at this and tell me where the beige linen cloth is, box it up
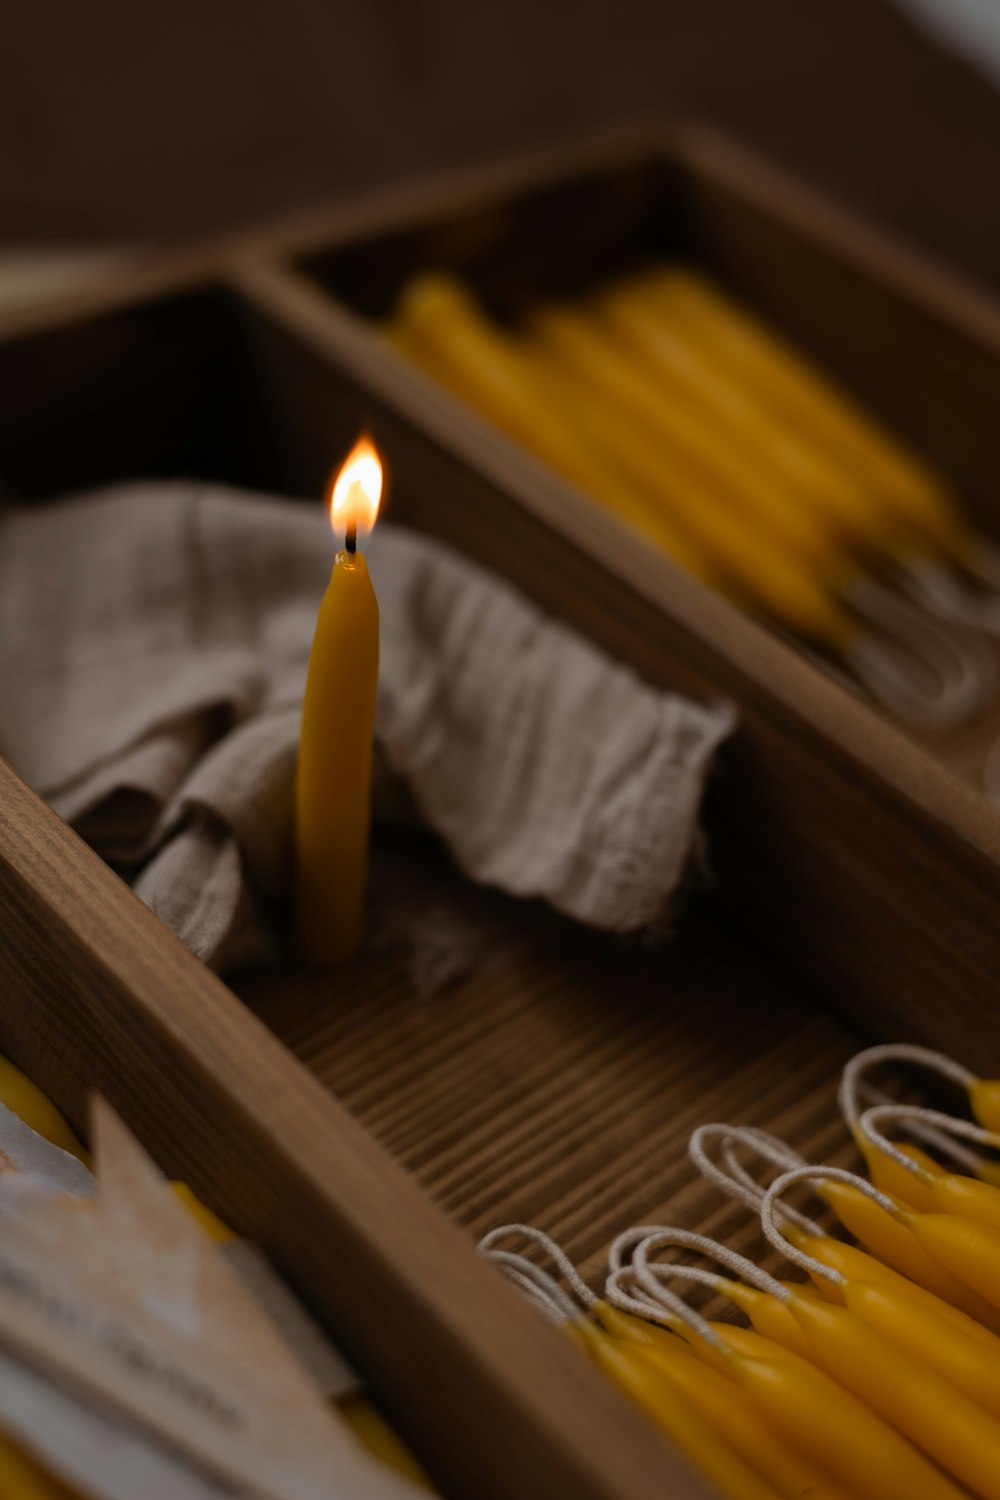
[0,484,734,969]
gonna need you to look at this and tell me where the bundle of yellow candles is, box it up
[386,264,1000,732]
[483,1043,1000,1500]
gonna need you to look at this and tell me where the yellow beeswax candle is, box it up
[692,1326,963,1500]
[816,1175,1000,1331]
[857,1135,949,1211]
[839,1278,1000,1421]
[595,284,882,548]
[621,1243,963,1500]
[293,438,381,965]
[0,1055,88,1164]
[392,273,858,642]
[720,1279,816,1358]
[773,1200,1000,1405]
[787,1225,1000,1345]
[572,1321,782,1500]
[785,1292,1000,1500]
[634,266,968,560]
[0,1438,77,1499]
[908,1210,1000,1310]
[524,303,844,572]
[389,278,714,580]
[597,1306,850,1500]
[970,1077,1000,1132]
[857,1102,1000,1215]
[727,1348,966,1500]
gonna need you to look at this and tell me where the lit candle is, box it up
[293,437,381,964]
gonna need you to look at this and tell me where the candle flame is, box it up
[329,436,382,547]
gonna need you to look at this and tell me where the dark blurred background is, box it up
[1,0,999,289]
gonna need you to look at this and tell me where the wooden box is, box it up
[3,123,1000,1499]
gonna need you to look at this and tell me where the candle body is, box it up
[817,1179,1000,1331]
[790,1227,1000,1344]
[859,1136,945,1211]
[787,1293,1000,1499]
[573,1323,780,1500]
[294,552,379,964]
[729,1352,964,1500]
[842,1279,1000,1420]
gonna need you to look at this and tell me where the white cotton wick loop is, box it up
[852,1079,983,1173]
[689,1123,823,1236]
[760,1165,901,1283]
[900,562,988,628]
[719,1127,818,1231]
[628,1250,730,1354]
[609,1225,683,1276]
[859,1103,1000,1180]
[605,1267,684,1329]
[631,1226,789,1306]
[482,1248,582,1324]
[904,547,1000,635]
[847,581,996,730]
[499,1268,571,1325]
[478,1223,598,1310]
[689,1124,767,1215]
[840,1044,975,1130]
[840,1045,982,1173]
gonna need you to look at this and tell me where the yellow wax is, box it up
[787,1292,1000,1499]
[921,1170,1000,1231]
[293,550,379,965]
[817,1178,1000,1332]
[630,266,968,560]
[910,1212,1000,1310]
[721,1280,814,1358]
[573,1321,781,1500]
[858,1134,947,1212]
[525,305,844,570]
[0,1439,77,1499]
[0,1055,88,1164]
[841,1278,1000,1422]
[596,1308,848,1500]
[721,1342,963,1500]
[636,1343,847,1500]
[628,1309,962,1500]
[970,1078,1000,1132]
[789,1225,1000,1345]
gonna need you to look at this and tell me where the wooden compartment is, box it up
[3,125,1000,1500]
[290,122,1000,790]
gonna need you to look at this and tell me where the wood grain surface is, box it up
[0,760,712,1500]
[238,831,864,1294]
[231,255,1000,1069]
[6,130,1000,1498]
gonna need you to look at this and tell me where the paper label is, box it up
[0,1099,420,1500]
[0,1344,254,1500]
[220,1240,361,1402]
[0,1100,95,1196]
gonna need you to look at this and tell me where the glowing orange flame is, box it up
[329,436,382,546]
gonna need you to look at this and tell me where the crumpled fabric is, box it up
[0,483,734,968]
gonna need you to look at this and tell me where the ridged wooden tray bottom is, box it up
[238,831,863,1292]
